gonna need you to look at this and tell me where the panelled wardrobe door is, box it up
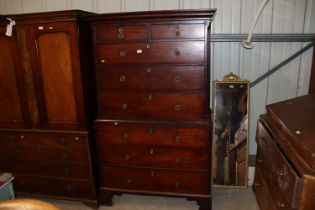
[27,22,86,131]
[0,25,30,128]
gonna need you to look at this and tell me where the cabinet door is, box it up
[0,25,30,128]
[27,22,85,130]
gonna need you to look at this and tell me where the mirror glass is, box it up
[212,73,249,188]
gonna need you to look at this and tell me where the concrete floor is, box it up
[35,187,259,210]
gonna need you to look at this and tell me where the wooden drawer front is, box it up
[0,146,89,163]
[14,176,94,199]
[100,166,209,194]
[94,25,147,42]
[0,159,90,179]
[253,166,277,210]
[98,65,204,91]
[0,132,87,148]
[150,24,205,40]
[95,42,204,64]
[95,122,209,149]
[99,146,209,170]
[257,122,302,209]
[98,92,205,120]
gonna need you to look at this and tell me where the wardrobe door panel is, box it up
[0,26,29,128]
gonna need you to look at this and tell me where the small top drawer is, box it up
[150,24,205,40]
[94,25,147,42]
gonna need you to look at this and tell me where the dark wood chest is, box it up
[88,9,216,210]
[253,95,315,210]
[0,11,97,208]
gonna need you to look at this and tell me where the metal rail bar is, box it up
[250,42,314,88]
[211,34,315,42]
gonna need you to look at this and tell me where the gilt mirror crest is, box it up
[212,73,250,188]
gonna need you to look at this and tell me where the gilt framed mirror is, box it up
[212,73,250,188]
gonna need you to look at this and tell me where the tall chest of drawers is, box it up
[0,11,97,208]
[88,9,216,210]
[253,95,315,210]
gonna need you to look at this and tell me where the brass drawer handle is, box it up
[60,152,68,160]
[174,104,181,111]
[174,136,181,143]
[150,171,155,177]
[123,133,129,140]
[149,148,155,155]
[20,135,24,139]
[277,170,284,176]
[121,103,128,110]
[147,94,153,101]
[174,75,182,83]
[125,154,131,160]
[118,27,124,39]
[277,202,285,208]
[126,179,132,184]
[175,157,181,164]
[175,182,180,188]
[119,50,127,58]
[174,49,180,57]
[75,136,80,141]
[148,128,154,135]
[100,59,106,63]
[254,182,260,187]
[119,75,126,82]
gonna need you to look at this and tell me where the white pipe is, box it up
[242,0,270,49]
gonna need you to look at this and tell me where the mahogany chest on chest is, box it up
[254,95,315,210]
[88,9,216,210]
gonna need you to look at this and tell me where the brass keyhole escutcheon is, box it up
[119,50,127,58]
[175,157,181,163]
[146,68,152,74]
[175,182,180,188]
[149,148,155,155]
[117,27,124,39]
[174,104,181,111]
[148,128,154,135]
[174,136,181,143]
[174,49,180,57]
[123,133,129,140]
[147,94,153,101]
[125,154,131,160]
[150,171,155,177]
[120,75,126,82]
[174,75,182,83]
[121,103,128,110]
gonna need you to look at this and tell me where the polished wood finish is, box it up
[309,45,315,95]
[89,9,216,210]
[0,10,97,207]
[253,95,315,210]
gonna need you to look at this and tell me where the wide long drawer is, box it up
[99,146,209,170]
[0,146,89,163]
[100,166,209,194]
[98,92,205,120]
[256,120,303,209]
[95,120,209,149]
[95,41,204,64]
[0,159,90,179]
[14,176,94,199]
[0,131,87,148]
[97,65,205,91]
